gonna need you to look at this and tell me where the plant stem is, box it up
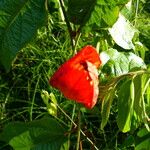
[57,104,99,150]
[30,75,40,121]
[74,32,81,54]
[59,0,74,49]
[76,106,81,150]
[134,0,139,26]
[45,0,48,11]
[68,103,76,148]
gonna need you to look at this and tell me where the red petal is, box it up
[86,61,99,108]
[67,45,101,68]
[49,45,101,109]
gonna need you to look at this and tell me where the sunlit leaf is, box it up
[117,79,134,132]
[109,14,136,49]
[101,88,115,129]
[133,75,143,119]
[101,49,146,77]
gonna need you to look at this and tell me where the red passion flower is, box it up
[49,45,101,109]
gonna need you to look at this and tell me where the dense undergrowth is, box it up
[0,0,150,149]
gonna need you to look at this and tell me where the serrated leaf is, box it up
[117,79,134,132]
[0,117,67,150]
[109,14,136,49]
[67,0,129,29]
[101,49,146,77]
[0,0,47,71]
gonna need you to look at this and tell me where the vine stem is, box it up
[99,70,150,91]
[76,106,81,150]
[59,0,74,49]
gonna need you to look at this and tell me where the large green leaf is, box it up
[67,0,129,28]
[101,49,146,77]
[109,14,136,49]
[133,74,150,123]
[117,79,134,132]
[0,0,47,71]
[0,117,67,150]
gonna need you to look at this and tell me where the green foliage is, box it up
[117,79,134,132]
[135,128,150,150]
[137,0,150,51]
[67,0,129,29]
[0,0,150,149]
[0,0,47,71]
[0,117,67,150]
[109,14,136,49]
[41,90,57,117]
[100,48,150,132]
[101,48,146,77]
[101,88,115,129]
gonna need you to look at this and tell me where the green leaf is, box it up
[101,88,115,129]
[117,79,134,132]
[101,49,146,77]
[67,0,129,29]
[67,0,95,25]
[0,0,47,71]
[109,14,136,49]
[135,128,150,150]
[133,75,143,119]
[9,131,32,150]
[0,117,67,150]
[146,85,150,108]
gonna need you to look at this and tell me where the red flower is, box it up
[49,45,101,109]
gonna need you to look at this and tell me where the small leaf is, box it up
[109,14,136,49]
[117,79,134,132]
